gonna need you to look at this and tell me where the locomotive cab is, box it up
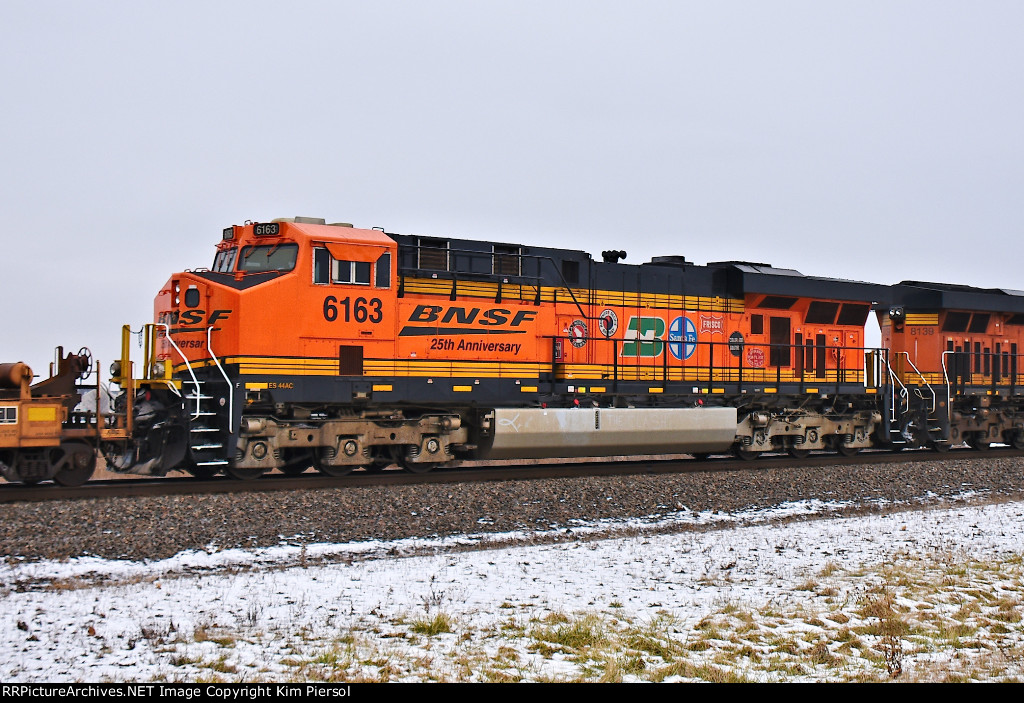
[147,218,401,478]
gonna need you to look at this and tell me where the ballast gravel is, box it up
[2,455,1024,562]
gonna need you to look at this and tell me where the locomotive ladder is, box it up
[184,380,229,469]
[883,352,947,448]
[183,327,234,470]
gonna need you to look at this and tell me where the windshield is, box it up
[212,248,237,272]
[239,243,299,273]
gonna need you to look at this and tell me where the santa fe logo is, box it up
[668,316,697,360]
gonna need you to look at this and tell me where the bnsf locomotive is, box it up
[3,217,1024,484]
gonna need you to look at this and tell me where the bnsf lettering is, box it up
[163,309,232,328]
[481,309,509,326]
[511,310,537,326]
[407,306,536,327]
[179,310,204,325]
[410,305,443,322]
[443,308,478,324]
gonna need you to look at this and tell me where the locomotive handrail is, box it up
[883,356,909,421]
[144,324,181,398]
[398,243,590,317]
[397,266,544,288]
[207,326,233,434]
[156,323,203,420]
[535,255,588,318]
[898,352,936,413]
[940,350,954,419]
[549,334,873,390]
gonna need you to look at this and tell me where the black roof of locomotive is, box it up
[703,261,887,303]
[389,232,885,303]
[889,281,1024,314]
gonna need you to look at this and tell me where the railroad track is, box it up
[4,446,1021,503]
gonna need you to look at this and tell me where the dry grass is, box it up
[130,548,1021,682]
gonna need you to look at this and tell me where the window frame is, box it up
[212,248,238,273]
[312,246,386,287]
[332,259,372,286]
[238,243,299,273]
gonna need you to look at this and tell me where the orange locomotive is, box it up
[8,218,1024,486]
[881,282,1024,451]
[103,216,892,480]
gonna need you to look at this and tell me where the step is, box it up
[190,427,219,433]
[196,460,229,467]
[191,443,223,451]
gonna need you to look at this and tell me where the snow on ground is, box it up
[2,496,1023,682]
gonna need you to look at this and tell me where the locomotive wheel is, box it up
[316,463,355,477]
[929,441,952,453]
[690,453,711,461]
[224,466,267,480]
[1002,430,1024,451]
[836,444,861,457]
[788,447,810,460]
[733,446,760,461]
[967,434,990,451]
[52,443,96,487]
[402,460,438,474]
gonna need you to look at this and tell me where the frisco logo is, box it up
[700,315,724,334]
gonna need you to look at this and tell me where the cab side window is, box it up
[375,252,391,289]
[334,260,371,285]
[314,247,390,288]
[314,248,330,284]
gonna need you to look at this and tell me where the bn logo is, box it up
[621,317,664,357]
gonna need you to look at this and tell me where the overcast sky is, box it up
[2,1,1023,370]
